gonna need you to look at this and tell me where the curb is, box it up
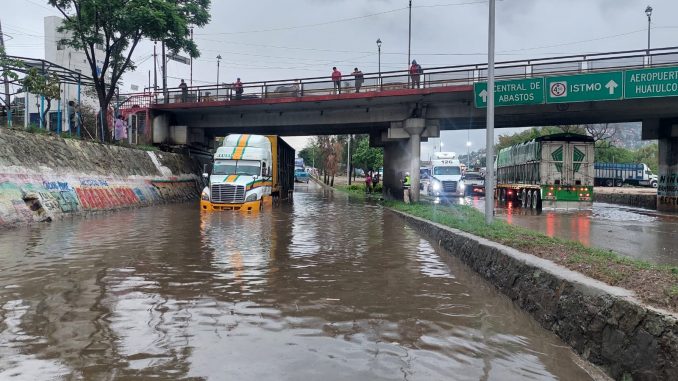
[389,208,678,380]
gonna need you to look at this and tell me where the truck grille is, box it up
[211,184,245,203]
[442,181,458,192]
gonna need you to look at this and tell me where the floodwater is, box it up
[0,182,600,380]
[463,196,678,266]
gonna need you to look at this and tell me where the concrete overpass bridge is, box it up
[120,46,678,212]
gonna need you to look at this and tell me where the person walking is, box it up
[114,114,127,142]
[365,170,373,194]
[409,60,423,89]
[352,67,364,93]
[332,67,342,94]
[179,79,188,102]
[234,78,244,100]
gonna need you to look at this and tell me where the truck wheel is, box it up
[651,181,658,188]
[522,190,528,208]
[531,191,538,209]
[500,189,506,204]
[535,191,542,211]
[615,179,623,187]
[605,179,613,187]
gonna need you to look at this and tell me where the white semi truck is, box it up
[427,152,465,197]
[200,134,294,212]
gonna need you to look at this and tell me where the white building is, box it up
[23,16,107,130]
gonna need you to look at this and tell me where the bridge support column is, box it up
[381,118,436,202]
[643,119,678,212]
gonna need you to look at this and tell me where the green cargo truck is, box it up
[495,133,595,210]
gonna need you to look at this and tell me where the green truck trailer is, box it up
[495,133,595,210]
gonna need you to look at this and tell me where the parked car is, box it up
[294,168,310,183]
[463,171,485,195]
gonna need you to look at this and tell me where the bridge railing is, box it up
[145,46,678,105]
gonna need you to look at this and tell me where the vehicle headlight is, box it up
[245,193,258,202]
[459,181,465,190]
[201,188,210,201]
[432,182,441,191]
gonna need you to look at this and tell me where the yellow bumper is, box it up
[200,199,263,212]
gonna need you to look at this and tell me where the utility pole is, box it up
[347,135,351,185]
[485,0,496,224]
[408,0,412,68]
[161,40,167,103]
[153,42,158,92]
[0,19,12,127]
[190,27,194,87]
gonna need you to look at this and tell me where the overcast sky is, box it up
[2,0,675,154]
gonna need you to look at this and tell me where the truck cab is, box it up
[427,152,465,197]
[201,134,273,212]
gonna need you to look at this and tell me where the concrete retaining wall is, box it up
[596,193,657,210]
[392,210,678,380]
[0,128,201,228]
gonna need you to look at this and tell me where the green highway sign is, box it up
[625,66,678,99]
[474,78,544,108]
[545,72,623,103]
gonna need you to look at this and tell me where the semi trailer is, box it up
[594,163,658,188]
[495,133,595,210]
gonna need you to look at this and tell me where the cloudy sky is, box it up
[2,0,675,154]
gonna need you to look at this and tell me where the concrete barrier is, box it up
[596,193,657,210]
[391,209,678,380]
[0,128,201,228]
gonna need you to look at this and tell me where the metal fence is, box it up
[127,46,678,106]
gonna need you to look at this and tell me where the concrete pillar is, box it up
[658,136,678,212]
[404,118,425,202]
[383,141,410,200]
[643,119,678,213]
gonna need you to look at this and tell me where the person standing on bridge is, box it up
[410,60,423,89]
[352,68,364,93]
[332,67,342,94]
[234,78,244,100]
[179,79,188,103]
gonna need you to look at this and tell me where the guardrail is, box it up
[124,46,678,106]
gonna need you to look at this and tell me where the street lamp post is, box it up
[645,5,653,54]
[466,141,472,169]
[376,38,382,90]
[216,54,222,99]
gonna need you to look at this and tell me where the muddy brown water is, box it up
[0,183,601,380]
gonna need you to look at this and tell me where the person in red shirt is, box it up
[234,78,243,100]
[332,67,342,94]
[410,60,422,89]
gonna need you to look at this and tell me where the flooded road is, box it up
[0,182,598,380]
[463,196,678,266]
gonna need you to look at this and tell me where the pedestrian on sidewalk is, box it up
[365,170,373,193]
[234,78,244,100]
[332,67,342,94]
[114,114,128,142]
[352,67,364,93]
[179,79,188,102]
[402,171,411,203]
[409,60,423,89]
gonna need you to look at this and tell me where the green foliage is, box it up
[594,143,635,164]
[47,0,211,132]
[298,145,320,168]
[22,68,61,127]
[633,143,659,172]
[0,47,23,85]
[495,126,569,152]
[352,135,383,172]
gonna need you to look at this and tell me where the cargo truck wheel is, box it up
[527,191,534,209]
[615,179,623,187]
[605,179,613,187]
[530,191,539,209]
[651,180,658,188]
[500,189,506,204]
[521,190,528,208]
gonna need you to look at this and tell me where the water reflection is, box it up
[0,186,596,380]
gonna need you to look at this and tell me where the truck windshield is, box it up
[213,160,260,176]
[433,166,461,176]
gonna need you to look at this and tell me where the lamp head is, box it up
[645,5,653,17]
[376,38,382,48]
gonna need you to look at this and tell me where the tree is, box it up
[48,0,211,138]
[352,135,383,173]
[584,123,618,142]
[594,141,634,164]
[633,143,659,172]
[0,47,23,120]
[22,68,61,128]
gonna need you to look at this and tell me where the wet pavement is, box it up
[0,182,600,380]
[460,196,678,266]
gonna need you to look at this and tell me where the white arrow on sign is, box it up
[605,80,618,95]
[479,89,488,102]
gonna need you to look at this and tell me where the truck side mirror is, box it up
[202,173,209,179]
